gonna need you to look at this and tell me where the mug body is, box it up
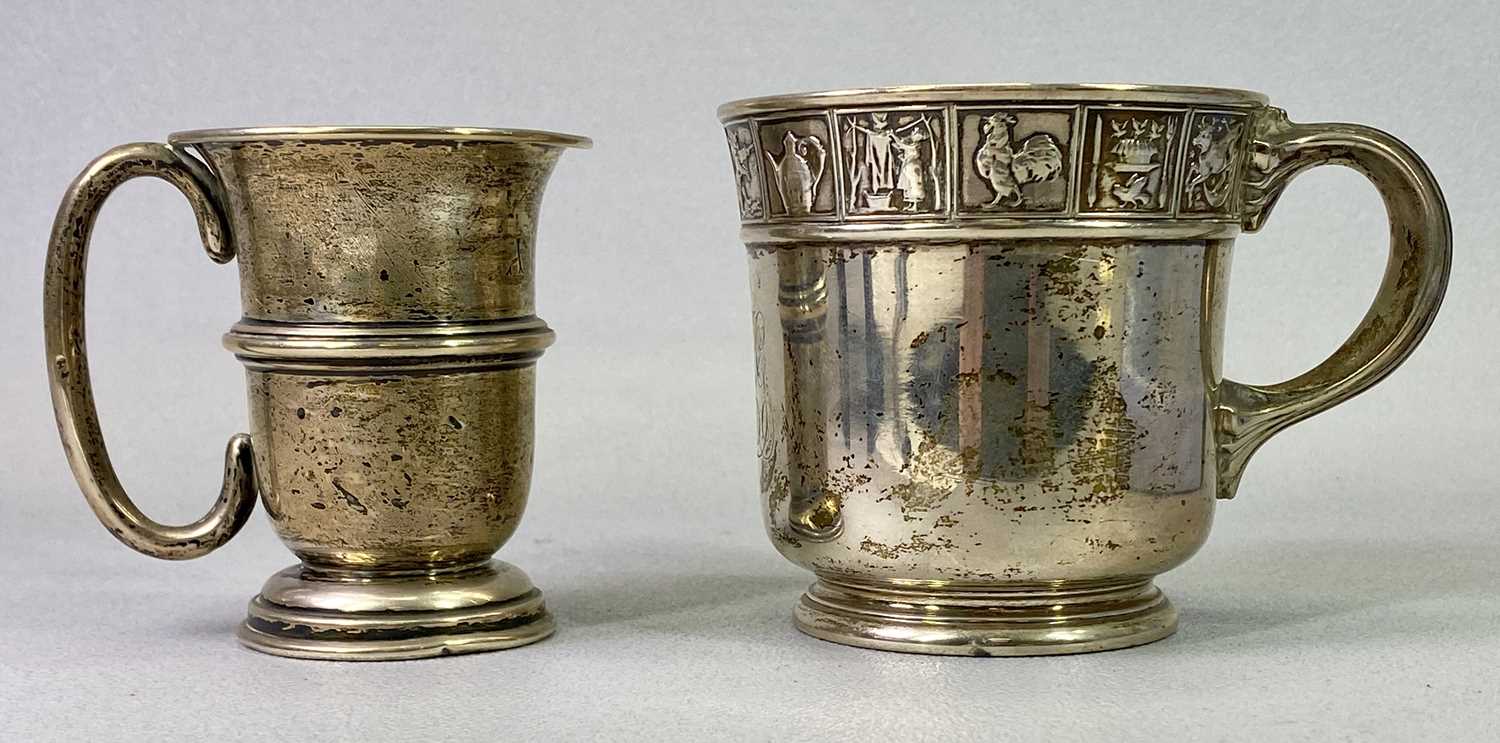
[752,239,1230,583]
[189,131,565,571]
[723,85,1261,654]
[180,127,588,658]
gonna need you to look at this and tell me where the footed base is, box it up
[794,576,1176,656]
[238,560,553,661]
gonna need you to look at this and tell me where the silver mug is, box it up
[719,84,1450,655]
[45,126,589,659]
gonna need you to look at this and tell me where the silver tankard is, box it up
[718,84,1450,655]
[45,126,589,659]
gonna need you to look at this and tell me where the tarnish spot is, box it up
[330,480,369,515]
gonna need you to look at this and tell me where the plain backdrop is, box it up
[2,1,1497,740]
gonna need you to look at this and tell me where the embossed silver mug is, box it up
[45,126,588,659]
[719,84,1450,655]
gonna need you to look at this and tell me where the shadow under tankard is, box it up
[1171,534,1500,648]
[553,574,805,634]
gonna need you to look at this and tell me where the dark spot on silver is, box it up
[330,480,368,515]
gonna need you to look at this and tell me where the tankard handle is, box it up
[1214,108,1452,499]
[44,143,257,558]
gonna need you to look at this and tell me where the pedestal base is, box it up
[794,576,1177,656]
[238,560,553,661]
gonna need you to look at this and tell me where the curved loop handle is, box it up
[1215,108,1452,499]
[44,142,257,558]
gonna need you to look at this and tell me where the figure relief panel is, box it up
[1180,111,1248,218]
[724,121,765,221]
[836,108,948,218]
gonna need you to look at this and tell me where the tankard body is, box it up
[720,85,1450,655]
[45,126,589,659]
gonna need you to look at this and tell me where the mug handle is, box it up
[44,143,257,558]
[1215,108,1452,499]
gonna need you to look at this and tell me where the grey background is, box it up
[2,1,1497,740]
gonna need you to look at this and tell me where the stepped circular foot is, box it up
[794,576,1177,656]
[237,560,553,661]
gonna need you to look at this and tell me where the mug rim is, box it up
[717,82,1268,121]
[168,125,593,149]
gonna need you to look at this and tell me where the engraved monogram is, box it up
[758,116,835,219]
[1085,110,1182,213]
[724,122,764,220]
[959,108,1073,214]
[839,109,945,215]
[1181,112,1246,215]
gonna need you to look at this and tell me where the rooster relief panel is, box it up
[836,108,948,218]
[958,107,1074,215]
[1082,108,1185,215]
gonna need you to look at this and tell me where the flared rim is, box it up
[717,83,1268,121]
[168,125,592,148]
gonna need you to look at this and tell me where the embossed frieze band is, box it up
[721,85,1258,236]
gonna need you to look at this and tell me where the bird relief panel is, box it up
[836,108,948,218]
[1082,108,1185,215]
[757,115,837,220]
[958,107,1074,215]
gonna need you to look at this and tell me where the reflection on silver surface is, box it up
[752,241,1226,582]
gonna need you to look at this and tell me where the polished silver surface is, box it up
[752,240,1224,585]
